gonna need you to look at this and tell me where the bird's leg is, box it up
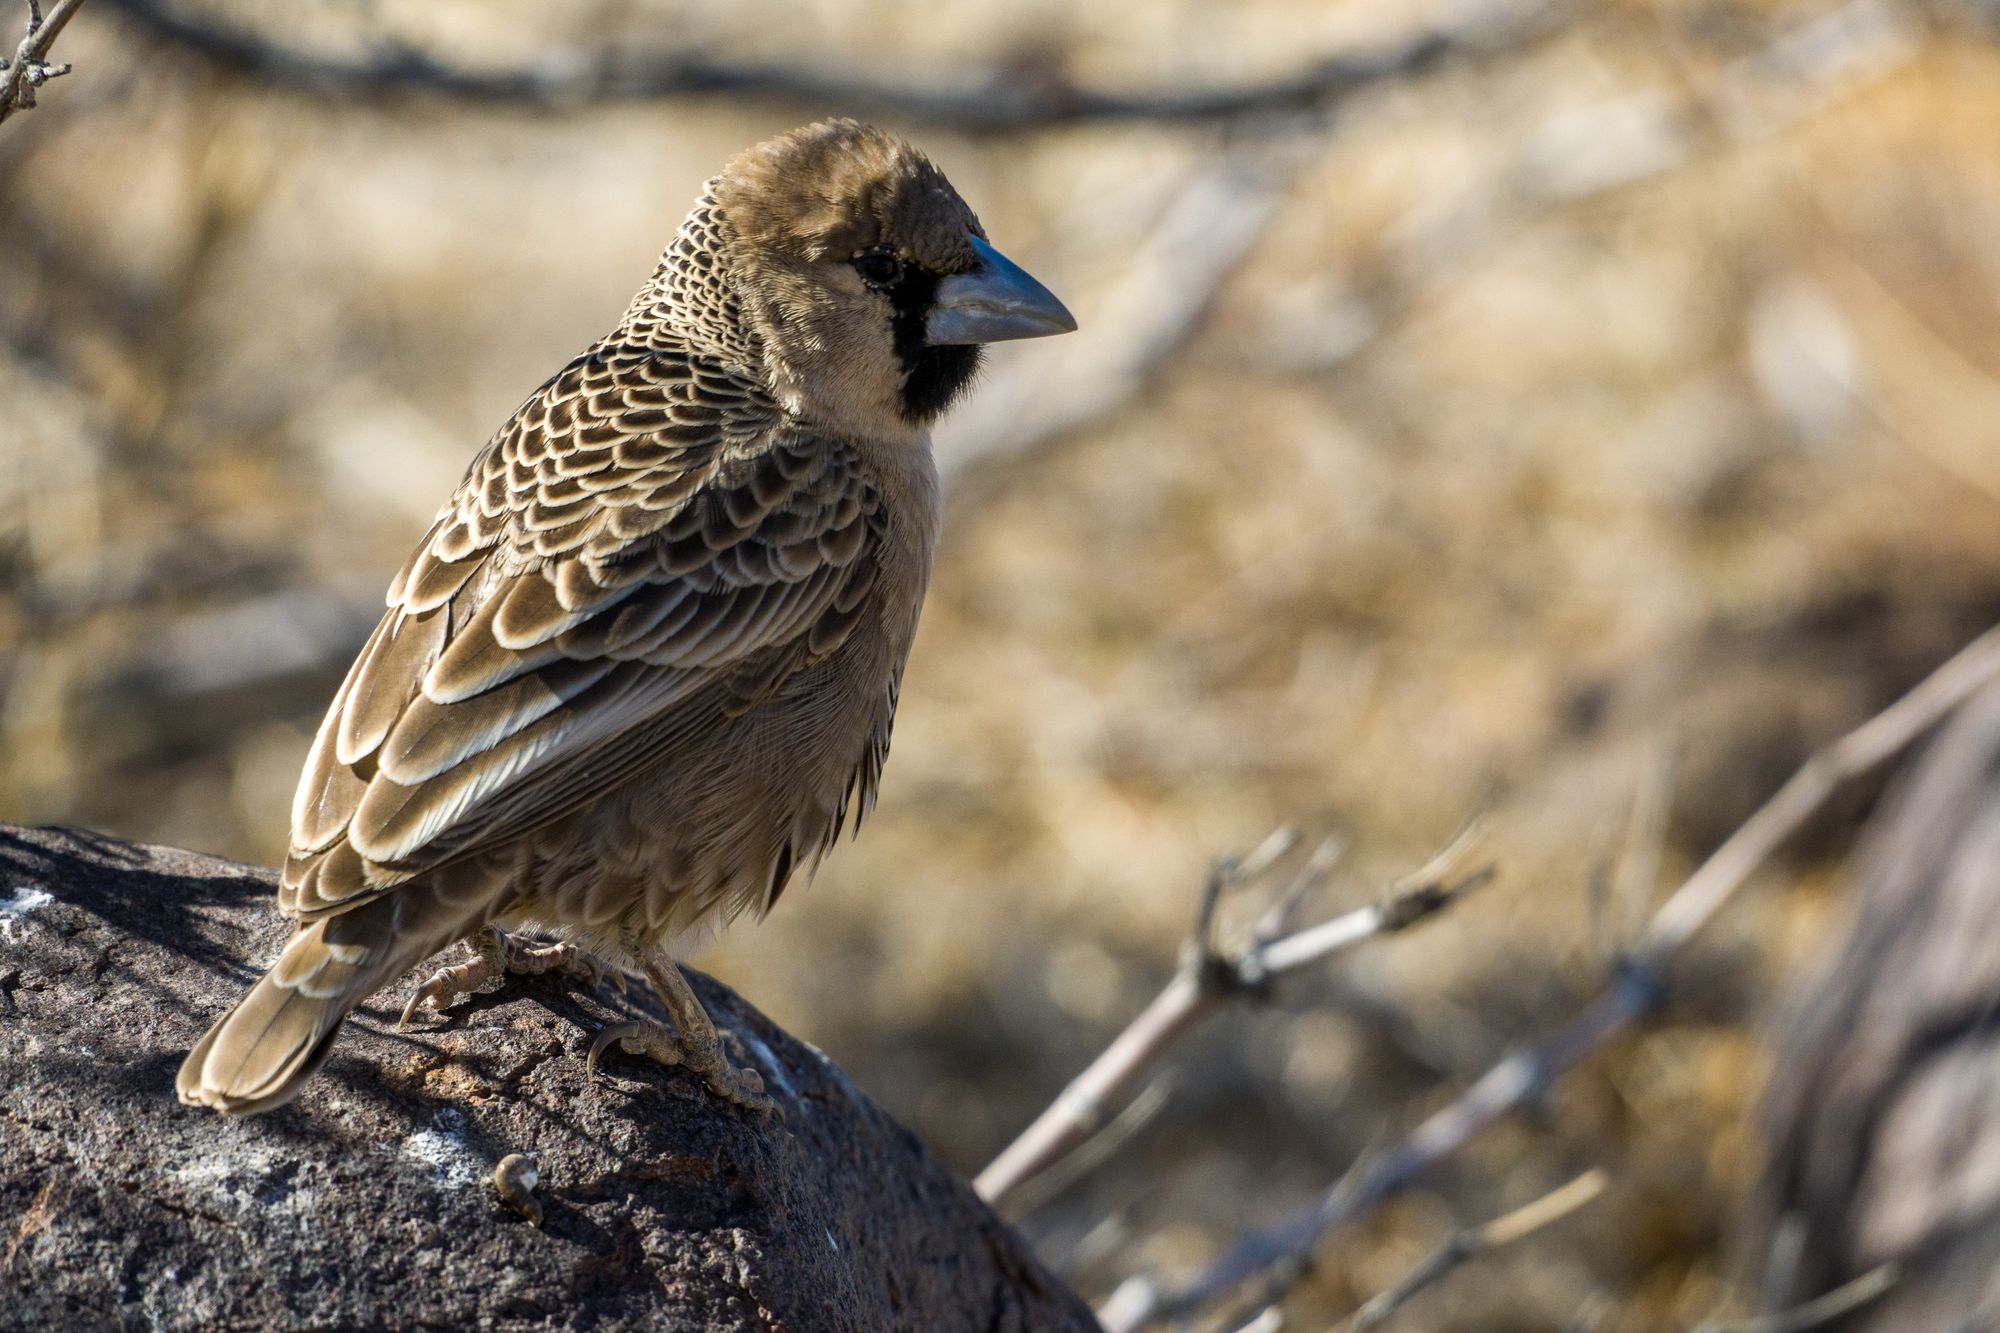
[398,926,621,1028]
[586,944,778,1117]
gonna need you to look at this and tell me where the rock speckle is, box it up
[0,824,1096,1332]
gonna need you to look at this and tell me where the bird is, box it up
[176,119,1075,1116]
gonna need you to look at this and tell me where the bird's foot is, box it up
[399,927,622,1028]
[586,1017,779,1117]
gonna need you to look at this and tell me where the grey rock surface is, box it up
[0,824,1098,1332]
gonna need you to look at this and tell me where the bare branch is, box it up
[93,0,1560,132]
[974,821,1491,1208]
[0,0,86,125]
[1340,1170,1608,1331]
[1097,624,2000,1331]
[998,1074,1178,1220]
[1638,626,2000,959]
[1254,865,1490,979]
[1692,1263,1899,1333]
[1253,834,1346,947]
[1098,1137,1389,1333]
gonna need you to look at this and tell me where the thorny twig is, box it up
[974,818,1493,1208]
[0,0,87,124]
[1096,624,2000,1331]
[95,0,1563,132]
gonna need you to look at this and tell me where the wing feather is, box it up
[423,593,562,703]
[292,616,385,852]
[333,604,447,767]
[279,340,884,917]
[378,655,621,786]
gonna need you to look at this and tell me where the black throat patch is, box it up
[887,268,982,423]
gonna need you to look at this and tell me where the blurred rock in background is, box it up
[1761,676,2000,1331]
[7,0,2000,1325]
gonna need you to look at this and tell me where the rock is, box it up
[0,825,1098,1332]
[1759,678,2000,1329]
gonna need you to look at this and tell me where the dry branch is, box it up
[1340,1169,1608,1332]
[975,819,1492,1208]
[96,0,1558,131]
[0,0,87,124]
[1693,1264,1900,1333]
[1096,624,2000,1331]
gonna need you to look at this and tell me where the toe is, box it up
[719,1071,779,1118]
[582,1018,779,1118]
[586,1021,640,1079]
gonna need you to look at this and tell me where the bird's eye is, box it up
[853,250,903,288]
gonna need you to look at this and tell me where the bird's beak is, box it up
[927,235,1077,345]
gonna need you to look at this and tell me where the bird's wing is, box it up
[279,341,886,917]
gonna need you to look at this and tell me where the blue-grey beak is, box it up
[926,235,1077,346]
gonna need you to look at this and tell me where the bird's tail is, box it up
[177,890,462,1116]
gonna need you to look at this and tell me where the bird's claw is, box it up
[587,1018,779,1118]
[398,929,616,1029]
[398,940,504,1030]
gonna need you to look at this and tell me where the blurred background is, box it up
[8,0,2000,1325]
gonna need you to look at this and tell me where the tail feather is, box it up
[177,892,456,1115]
[176,982,349,1115]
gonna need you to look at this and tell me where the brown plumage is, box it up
[177,120,1074,1116]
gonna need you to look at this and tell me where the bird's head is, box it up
[708,119,1075,440]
